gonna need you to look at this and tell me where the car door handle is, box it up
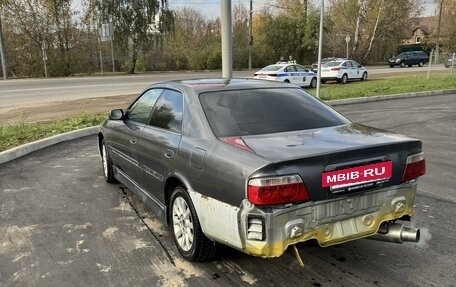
[130,137,137,144]
[164,149,175,159]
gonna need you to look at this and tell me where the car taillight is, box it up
[331,67,341,71]
[402,152,426,182]
[247,175,310,206]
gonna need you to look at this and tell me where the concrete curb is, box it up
[0,126,100,165]
[0,90,455,165]
[326,89,456,106]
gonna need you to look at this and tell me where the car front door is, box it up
[351,61,362,79]
[109,89,163,184]
[295,65,311,86]
[135,89,183,205]
[284,65,299,84]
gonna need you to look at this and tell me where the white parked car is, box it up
[254,63,318,88]
[321,59,368,84]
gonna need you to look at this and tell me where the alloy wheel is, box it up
[172,196,194,252]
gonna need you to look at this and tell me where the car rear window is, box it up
[324,61,342,67]
[261,65,282,71]
[199,88,350,137]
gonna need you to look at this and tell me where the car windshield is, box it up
[199,88,350,137]
[260,65,282,72]
[323,61,342,67]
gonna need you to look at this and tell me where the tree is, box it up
[441,0,456,53]
[2,0,91,76]
[253,0,320,65]
[232,4,249,69]
[87,0,173,74]
[326,0,422,63]
[160,7,218,70]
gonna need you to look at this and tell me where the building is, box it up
[402,17,436,46]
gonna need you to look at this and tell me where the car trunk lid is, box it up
[243,123,422,201]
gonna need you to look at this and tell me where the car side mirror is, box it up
[358,65,362,68]
[108,109,124,120]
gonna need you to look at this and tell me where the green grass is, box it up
[1,73,455,152]
[0,113,106,152]
[308,74,456,100]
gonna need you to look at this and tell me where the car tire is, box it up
[389,65,394,68]
[309,77,317,88]
[340,74,348,84]
[170,186,217,261]
[284,79,290,83]
[321,79,326,84]
[400,61,406,68]
[418,61,424,67]
[361,72,368,81]
[101,139,117,183]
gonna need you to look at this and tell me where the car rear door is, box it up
[134,89,184,204]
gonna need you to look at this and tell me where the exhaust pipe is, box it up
[368,222,420,244]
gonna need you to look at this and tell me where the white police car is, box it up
[253,63,318,88]
[321,59,367,84]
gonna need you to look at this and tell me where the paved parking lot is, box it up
[1,94,455,287]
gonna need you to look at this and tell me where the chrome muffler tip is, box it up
[401,226,420,243]
[368,222,420,244]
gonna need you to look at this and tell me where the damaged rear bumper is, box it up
[239,182,417,257]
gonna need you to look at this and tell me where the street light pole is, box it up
[0,12,8,80]
[316,0,324,99]
[248,0,253,71]
[221,0,232,79]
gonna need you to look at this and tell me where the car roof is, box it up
[258,64,288,71]
[151,78,299,93]
[265,63,299,68]
[258,63,309,72]
[399,51,426,54]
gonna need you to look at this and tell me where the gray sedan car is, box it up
[98,79,425,261]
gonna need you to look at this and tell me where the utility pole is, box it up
[221,0,232,79]
[435,0,443,64]
[109,22,115,72]
[345,35,351,59]
[304,0,308,23]
[0,12,8,80]
[42,41,48,78]
[248,0,253,70]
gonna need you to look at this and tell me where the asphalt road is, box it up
[0,65,450,108]
[1,94,455,287]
